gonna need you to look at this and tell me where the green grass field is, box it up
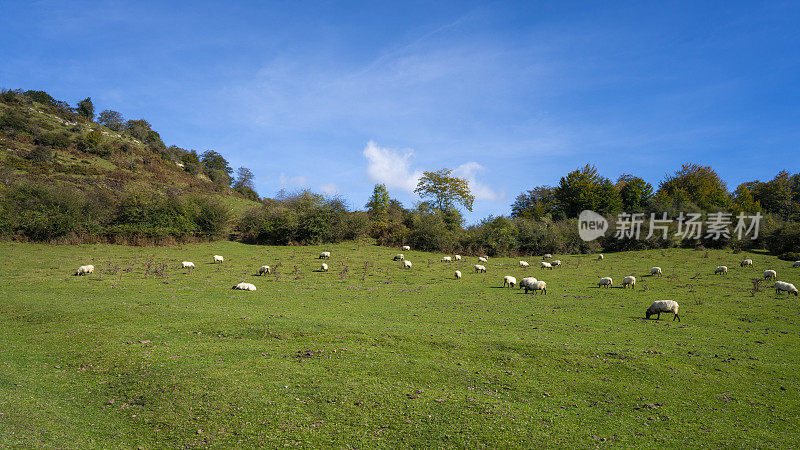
[1,242,798,447]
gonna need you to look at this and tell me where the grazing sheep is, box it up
[319,251,331,259]
[481,255,489,260]
[454,255,462,261]
[503,276,517,288]
[75,265,94,276]
[402,245,411,251]
[393,254,405,261]
[213,255,224,264]
[543,254,553,259]
[763,269,777,280]
[714,266,728,275]
[794,261,800,268]
[622,276,636,288]
[402,260,412,269]
[258,265,271,275]
[597,254,604,260]
[441,256,452,263]
[182,261,195,269]
[551,260,562,267]
[651,267,662,276]
[454,270,462,279]
[519,277,537,291]
[474,264,486,273]
[478,256,488,263]
[645,300,680,321]
[740,259,753,267]
[232,282,257,291]
[775,281,798,296]
[321,263,329,272]
[541,261,553,270]
[598,277,613,288]
[519,260,530,268]
[528,280,547,295]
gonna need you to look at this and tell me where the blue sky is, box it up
[2,0,799,222]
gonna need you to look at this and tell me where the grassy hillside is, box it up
[1,243,797,447]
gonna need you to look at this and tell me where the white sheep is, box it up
[75,265,94,276]
[454,255,462,261]
[454,270,462,279]
[319,251,331,259]
[597,254,604,260]
[763,269,777,280]
[622,276,636,288]
[393,254,405,261]
[529,280,547,295]
[258,265,271,275]
[740,259,753,267]
[213,255,224,264]
[714,266,728,275]
[441,256,452,263]
[598,277,613,288]
[232,282,257,291]
[793,261,800,268]
[182,261,195,269]
[402,260,412,269]
[519,260,529,268]
[518,277,537,291]
[481,255,489,260]
[402,245,411,251]
[543,254,553,259]
[645,300,680,321]
[474,264,486,273]
[503,276,517,288]
[321,263,329,272]
[478,256,488,263]
[651,267,662,276]
[775,281,798,296]
[551,260,562,267]
[541,261,553,270]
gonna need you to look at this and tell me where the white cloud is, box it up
[279,173,308,187]
[453,161,503,202]
[319,182,339,196]
[363,141,423,192]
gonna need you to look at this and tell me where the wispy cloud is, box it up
[319,182,339,196]
[453,161,503,202]
[363,141,423,192]
[279,173,308,187]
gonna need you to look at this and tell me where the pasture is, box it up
[0,242,798,447]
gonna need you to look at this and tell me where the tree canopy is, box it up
[414,169,475,212]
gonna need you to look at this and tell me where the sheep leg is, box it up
[657,312,661,320]
[673,313,680,322]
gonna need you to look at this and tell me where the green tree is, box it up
[617,174,653,211]
[200,150,233,186]
[365,184,391,223]
[510,186,560,220]
[233,167,259,201]
[98,110,124,131]
[77,97,94,120]
[657,163,729,211]
[555,164,622,218]
[732,184,761,213]
[414,169,475,212]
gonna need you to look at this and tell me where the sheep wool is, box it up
[402,260,412,269]
[741,259,753,267]
[763,269,777,280]
[775,281,798,296]
[232,282,257,291]
[794,261,800,268]
[393,254,405,261]
[551,260,562,267]
[213,255,224,264]
[454,270,462,279]
[503,276,517,288]
[519,277,537,291]
[321,263,329,272]
[519,261,530,268]
[182,261,195,269]
[597,254,604,260]
[441,256,452,263]
[402,245,411,251]
[646,300,680,321]
[543,254,553,259]
[474,264,486,273]
[454,255,462,261]
[622,276,636,288]
[259,265,271,275]
[598,277,613,288]
[651,267,662,276]
[319,251,331,259]
[715,266,728,275]
[75,265,94,276]
[541,262,552,269]
[478,256,488,263]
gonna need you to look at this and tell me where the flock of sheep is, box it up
[74,249,799,321]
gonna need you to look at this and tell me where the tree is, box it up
[77,97,94,120]
[365,184,391,222]
[657,163,729,211]
[414,169,475,212]
[732,184,761,213]
[617,174,653,211]
[98,110,124,131]
[510,186,560,220]
[233,167,259,201]
[555,164,622,218]
[200,150,233,186]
